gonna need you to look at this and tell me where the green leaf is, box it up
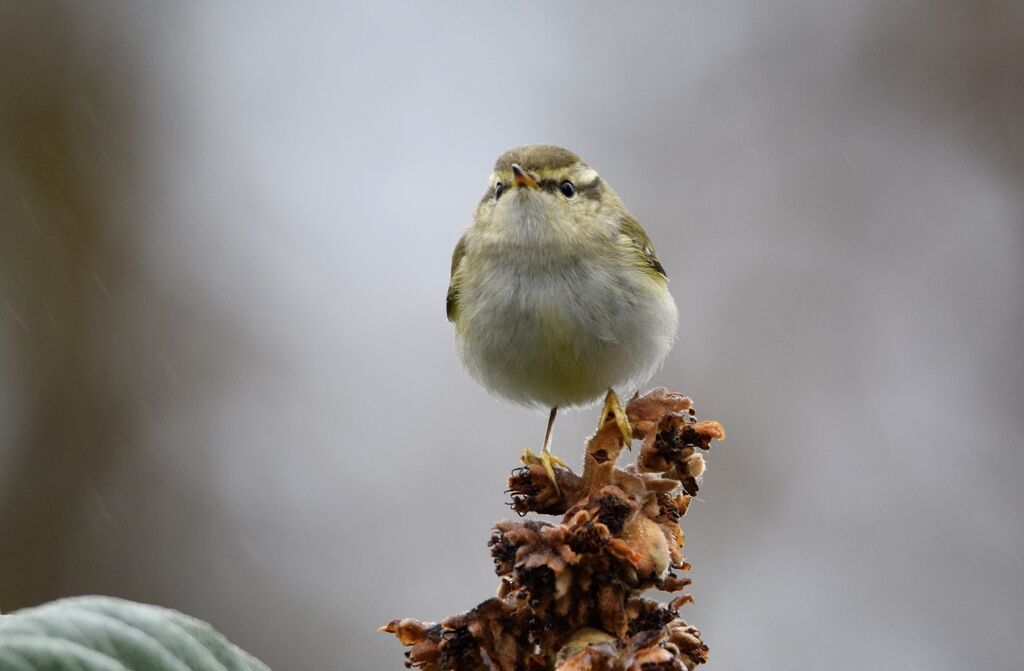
[0,596,270,671]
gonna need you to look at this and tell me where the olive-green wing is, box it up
[446,235,467,322]
[619,214,667,279]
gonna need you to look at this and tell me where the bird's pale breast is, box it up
[455,247,677,409]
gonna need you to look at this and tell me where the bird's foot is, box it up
[521,446,567,494]
[599,389,634,446]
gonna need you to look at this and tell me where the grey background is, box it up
[2,1,1022,669]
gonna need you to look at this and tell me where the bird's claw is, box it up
[599,389,634,445]
[521,446,566,494]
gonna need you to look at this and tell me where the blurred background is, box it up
[2,1,1022,669]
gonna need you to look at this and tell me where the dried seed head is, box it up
[383,388,723,671]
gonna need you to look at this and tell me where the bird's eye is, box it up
[559,181,576,198]
[494,182,505,200]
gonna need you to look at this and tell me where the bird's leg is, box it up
[522,407,566,493]
[598,389,634,445]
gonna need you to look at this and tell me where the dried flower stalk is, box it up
[381,388,725,671]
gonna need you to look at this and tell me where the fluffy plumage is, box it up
[448,144,678,409]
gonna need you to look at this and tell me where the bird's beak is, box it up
[512,164,539,189]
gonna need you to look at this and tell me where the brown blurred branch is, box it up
[0,2,140,609]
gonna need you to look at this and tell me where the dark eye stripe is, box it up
[535,177,600,192]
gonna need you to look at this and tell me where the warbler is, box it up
[446,145,678,484]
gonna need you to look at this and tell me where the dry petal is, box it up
[620,515,671,577]
[626,388,693,437]
[379,618,431,645]
[555,627,618,667]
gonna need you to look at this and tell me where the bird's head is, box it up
[473,144,623,238]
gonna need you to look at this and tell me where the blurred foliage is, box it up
[0,1,137,608]
[0,596,269,670]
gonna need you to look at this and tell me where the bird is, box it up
[446,144,678,487]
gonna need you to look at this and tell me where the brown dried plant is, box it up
[381,388,725,671]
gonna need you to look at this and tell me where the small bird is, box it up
[447,145,678,485]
